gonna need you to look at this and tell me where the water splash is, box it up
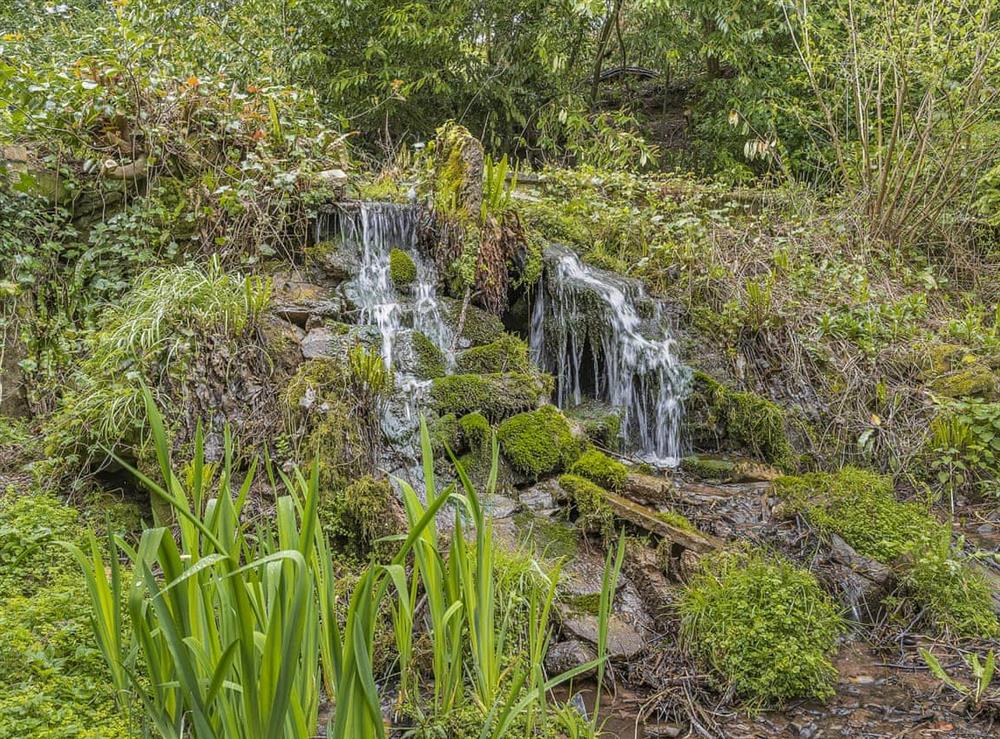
[530,247,690,466]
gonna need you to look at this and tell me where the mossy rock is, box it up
[679,550,844,707]
[459,411,491,451]
[557,473,614,539]
[411,331,447,378]
[565,401,623,452]
[686,371,795,470]
[442,299,506,346]
[926,365,998,400]
[429,413,464,458]
[497,405,580,479]
[433,122,484,220]
[429,372,551,421]
[775,467,999,638]
[455,334,531,374]
[657,509,697,533]
[389,248,417,286]
[568,449,627,491]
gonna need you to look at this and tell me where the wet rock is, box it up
[544,639,596,678]
[623,544,677,628]
[271,274,346,327]
[483,494,517,519]
[301,323,380,360]
[316,168,348,188]
[519,479,560,511]
[558,611,647,660]
[645,724,683,738]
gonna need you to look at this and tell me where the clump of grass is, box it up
[679,550,844,708]
[775,467,999,637]
[45,260,270,465]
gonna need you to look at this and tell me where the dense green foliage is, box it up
[776,468,999,637]
[679,550,844,707]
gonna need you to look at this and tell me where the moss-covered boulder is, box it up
[679,550,843,707]
[411,331,447,378]
[456,333,531,374]
[927,365,998,400]
[775,467,999,637]
[459,411,491,450]
[565,401,623,452]
[497,405,580,479]
[558,473,614,539]
[568,448,627,491]
[430,372,551,421]
[388,248,417,287]
[441,298,506,347]
[686,371,795,470]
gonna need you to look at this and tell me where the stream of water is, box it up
[530,248,690,466]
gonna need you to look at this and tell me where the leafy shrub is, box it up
[679,550,844,707]
[497,405,579,479]
[568,449,627,491]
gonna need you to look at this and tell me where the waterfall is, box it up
[531,248,690,466]
[335,202,452,370]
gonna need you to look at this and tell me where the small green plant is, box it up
[920,648,996,710]
[679,549,844,708]
[482,154,517,220]
[928,398,1000,502]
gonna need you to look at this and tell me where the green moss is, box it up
[456,333,530,374]
[430,372,552,421]
[775,467,999,637]
[679,550,844,708]
[566,402,623,452]
[319,475,403,561]
[568,448,627,491]
[389,248,417,286]
[690,372,795,470]
[459,411,491,451]
[412,331,447,378]
[681,455,738,480]
[443,300,506,346]
[558,473,615,539]
[657,509,697,533]
[513,510,581,561]
[927,365,998,400]
[429,413,463,458]
[497,405,579,478]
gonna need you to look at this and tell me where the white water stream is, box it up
[530,248,689,466]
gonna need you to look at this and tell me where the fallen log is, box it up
[604,489,723,554]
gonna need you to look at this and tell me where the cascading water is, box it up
[530,247,690,466]
[335,202,452,369]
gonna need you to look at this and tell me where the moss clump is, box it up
[412,331,447,378]
[443,300,506,346]
[498,405,579,479]
[679,550,844,708]
[319,475,403,561]
[657,509,697,533]
[690,372,795,470]
[389,248,417,286]
[430,373,551,421]
[459,411,491,451]
[513,510,581,560]
[429,413,463,458]
[775,467,999,637]
[566,402,623,452]
[456,334,531,374]
[568,448,627,491]
[926,365,998,400]
[558,473,615,539]
[0,492,131,738]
